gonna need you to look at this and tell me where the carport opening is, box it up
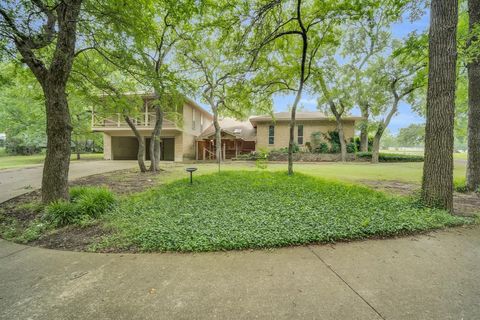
[111,137,139,160]
[112,137,175,161]
[145,137,175,161]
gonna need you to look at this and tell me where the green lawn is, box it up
[0,151,103,170]
[95,171,467,252]
[168,161,467,185]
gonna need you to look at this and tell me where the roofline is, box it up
[184,98,213,120]
[249,116,365,123]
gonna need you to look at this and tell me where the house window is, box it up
[200,114,204,131]
[297,124,304,145]
[268,125,275,145]
[192,109,196,130]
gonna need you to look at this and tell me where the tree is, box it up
[397,123,425,147]
[245,0,355,174]
[370,35,427,163]
[0,0,83,203]
[344,1,411,152]
[0,62,101,158]
[180,4,270,171]
[421,0,458,212]
[466,0,480,191]
[315,63,352,162]
[0,63,46,155]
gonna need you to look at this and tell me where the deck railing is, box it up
[92,112,179,129]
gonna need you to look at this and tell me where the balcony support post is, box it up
[145,102,149,126]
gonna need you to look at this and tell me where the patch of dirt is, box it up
[0,168,169,249]
[30,223,112,251]
[360,179,480,217]
[0,190,43,228]
[71,168,164,195]
[359,180,419,196]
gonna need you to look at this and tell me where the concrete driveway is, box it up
[0,226,479,319]
[0,160,137,203]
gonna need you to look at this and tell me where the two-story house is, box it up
[92,93,213,162]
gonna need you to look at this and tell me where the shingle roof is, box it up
[249,111,363,122]
[198,118,256,141]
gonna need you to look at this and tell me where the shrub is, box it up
[313,142,329,154]
[45,200,78,226]
[45,187,116,226]
[275,143,300,154]
[356,152,424,162]
[347,141,357,153]
[5,138,43,155]
[75,187,116,218]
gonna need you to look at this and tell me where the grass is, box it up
[96,171,468,252]
[204,162,466,184]
[0,151,103,170]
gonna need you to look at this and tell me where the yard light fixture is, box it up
[186,167,198,184]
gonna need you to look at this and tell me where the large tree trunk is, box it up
[149,105,163,172]
[337,120,347,162]
[371,127,383,164]
[41,86,73,203]
[360,105,370,152]
[125,116,147,173]
[20,1,83,204]
[467,0,480,191]
[421,0,458,212]
[213,108,222,172]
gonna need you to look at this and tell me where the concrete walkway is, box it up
[1,226,479,319]
[0,160,137,203]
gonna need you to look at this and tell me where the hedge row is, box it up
[356,152,424,162]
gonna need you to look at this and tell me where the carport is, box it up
[111,136,175,161]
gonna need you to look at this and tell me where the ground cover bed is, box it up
[0,169,474,252]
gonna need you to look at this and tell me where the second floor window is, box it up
[200,114,204,131]
[298,125,304,145]
[269,125,275,145]
[192,109,196,130]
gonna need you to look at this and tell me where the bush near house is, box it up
[356,152,424,162]
[311,131,356,154]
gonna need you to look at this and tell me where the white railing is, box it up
[92,112,178,129]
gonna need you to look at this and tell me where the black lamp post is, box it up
[186,167,197,184]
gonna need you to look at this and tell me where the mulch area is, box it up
[360,180,480,217]
[0,168,166,251]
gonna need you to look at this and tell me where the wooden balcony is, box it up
[91,112,181,131]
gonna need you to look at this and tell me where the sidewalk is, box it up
[1,226,479,319]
